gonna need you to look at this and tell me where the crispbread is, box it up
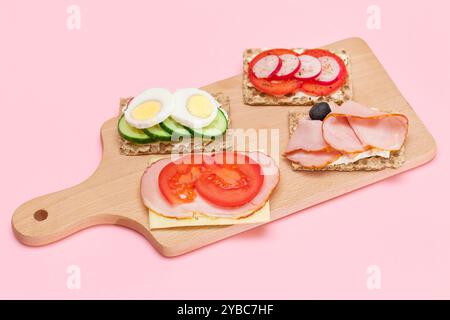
[119,92,231,156]
[287,111,405,171]
[243,48,353,106]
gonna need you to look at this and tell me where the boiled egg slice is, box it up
[124,88,174,129]
[172,89,219,129]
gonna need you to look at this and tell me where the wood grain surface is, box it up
[12,37,436,257]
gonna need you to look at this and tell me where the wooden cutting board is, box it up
[12,37,436,257]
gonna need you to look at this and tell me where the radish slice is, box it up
[252,54,281,79]
[274,54,300,79]
[294,55,322,79]
[315,56,341,84]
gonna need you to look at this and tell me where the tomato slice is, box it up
[158,154,212,205]
[158,152,265,208]
[195,152,264,207]
[248,76,300,96]
[248,49,301,96]
[298,49,348,96]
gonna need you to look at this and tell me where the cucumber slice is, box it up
[191,108,228,138]
[160,117,192,137]
[118,115,154,144]
[142,124,172,141]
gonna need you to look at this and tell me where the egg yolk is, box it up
[132,100,161,120]
[187,95,213,118]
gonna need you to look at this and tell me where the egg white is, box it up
[124,88,174,129]
[172,88,219,129]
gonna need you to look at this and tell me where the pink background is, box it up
[1,0,448,299]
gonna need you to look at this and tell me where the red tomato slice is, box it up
[195,152,264,207]
[158,154,212,205]
[248,49,301,96]
[299,49,348,96]
[248,76,300,96]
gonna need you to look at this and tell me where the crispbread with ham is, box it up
[285,102,407,171]
[243,48,353,106]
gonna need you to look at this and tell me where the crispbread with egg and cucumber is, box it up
[243,48,352,106]
[284,101,408,171]
[118,88,231,156]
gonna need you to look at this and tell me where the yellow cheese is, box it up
[149,201,271,229]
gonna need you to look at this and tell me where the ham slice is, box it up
[284,118,341,168]
[141,151,279,219]
[285,119,329,154]
[322,116,366,153]
[286,150,341,168]
[323,101,408,152]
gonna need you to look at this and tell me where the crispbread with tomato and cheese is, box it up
[243,48,353,106]
[141,151,280,229]
[284,101,408,171]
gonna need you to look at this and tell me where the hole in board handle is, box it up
[34,209,48,221]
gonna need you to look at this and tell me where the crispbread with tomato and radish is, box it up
[243,48,352,106]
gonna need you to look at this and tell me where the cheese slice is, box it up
[330,149,390,166]
[149,201,271,229]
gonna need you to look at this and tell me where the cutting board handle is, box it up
[12,174,128,246]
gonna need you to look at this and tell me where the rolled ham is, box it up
[141,151,279,219]
[322,116,366,153]
[285,119,328,154]
[284,119,342,168]
[323,101,408,152]
[286,150,341,168]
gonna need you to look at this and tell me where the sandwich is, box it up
[243,48,352,106]
[284,101,408,171]
[118,88,231,155]
[140,151,280,229]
